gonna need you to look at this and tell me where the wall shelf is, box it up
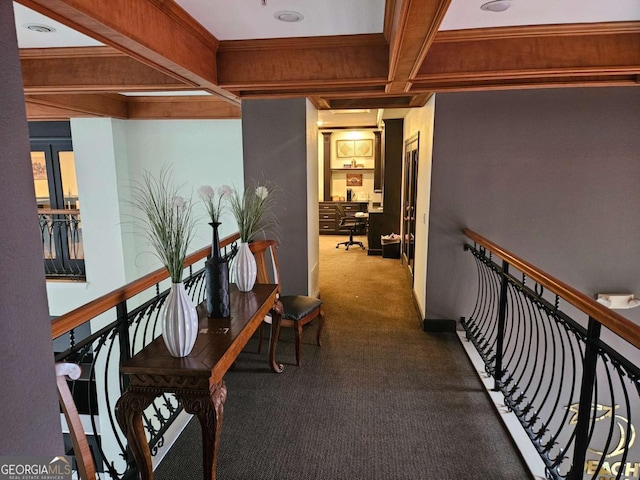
[331,168,375,171]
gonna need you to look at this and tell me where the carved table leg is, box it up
[269,300,284,373]
[115,390,157,480]
[179,381,227,480]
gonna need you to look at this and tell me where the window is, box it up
[30,122,85,279]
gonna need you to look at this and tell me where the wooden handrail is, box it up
[464,229,640,350]
[38,208,81,215]
[51,232,240,339]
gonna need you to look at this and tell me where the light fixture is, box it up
[23,23,56,33]
[274,11,304,22]
[596,294,640,310]
[480,1,511,12]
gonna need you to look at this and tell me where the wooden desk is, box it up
[115,283,283,480]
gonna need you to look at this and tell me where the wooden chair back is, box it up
[249,240,281,291]
[55,362,97,480]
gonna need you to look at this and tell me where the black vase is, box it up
[205,222,230,318]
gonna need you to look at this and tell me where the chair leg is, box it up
[294,321,303,366]
[316,309,325,347]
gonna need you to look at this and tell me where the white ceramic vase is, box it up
[162,282,199,357]
[233,242,257,292]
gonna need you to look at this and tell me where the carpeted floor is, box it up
[155,235,531,480]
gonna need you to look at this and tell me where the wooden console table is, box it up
[115,283,282,480]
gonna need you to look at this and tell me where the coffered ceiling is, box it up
[13,0,640,123]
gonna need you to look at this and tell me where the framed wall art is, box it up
[346,173,363,186]
[336,139,373,158]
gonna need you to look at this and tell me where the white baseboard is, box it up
[457,331,547,480]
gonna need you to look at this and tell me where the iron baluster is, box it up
[116,301,131,392]
[494,260,509,391]
[567,317,601,480]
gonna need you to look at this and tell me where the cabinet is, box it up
[318,201,368,234]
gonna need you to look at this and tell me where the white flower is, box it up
[173,196,186,210]
[255,186,269,200]
[198,185,215,200]
[219,185,233,198]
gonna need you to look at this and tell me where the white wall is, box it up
[46,118,245,317]
[117,119,245,282]
[50,117,245,474]
[46,119,129,316]
[402,96,436,319]
[328,129,376,202]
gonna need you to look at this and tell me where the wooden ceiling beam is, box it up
[384,0,452,94]
[126,96,241,119]
[16,0,238,103]
[217,34,389,91]
[418,23,640,85]
[21,47,189,94]
[25,102,94,120]
[25,93,127,118]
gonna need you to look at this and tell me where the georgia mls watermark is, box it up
[0,456,72,480]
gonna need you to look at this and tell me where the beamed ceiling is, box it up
[14,0,640,121]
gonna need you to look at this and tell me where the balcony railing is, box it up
[52,232,239,479]
[462,229,640,480]
[39,208,85,279]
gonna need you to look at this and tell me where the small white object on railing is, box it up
[595,293,640,309]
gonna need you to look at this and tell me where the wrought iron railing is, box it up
[462,229,640,480]
[39,208,85,279]
[52,232,239,479]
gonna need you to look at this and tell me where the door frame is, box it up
[401,133,419,282]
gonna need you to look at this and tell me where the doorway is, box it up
[402,133,419,282]
[29,121,84,278]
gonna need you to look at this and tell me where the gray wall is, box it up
[0,0,63,455]
[241,98,310,296]
[426,88,640,328]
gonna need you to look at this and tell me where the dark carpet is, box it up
[155,235,531,480]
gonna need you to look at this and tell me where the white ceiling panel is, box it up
[13,2,103,48]
[440,0,640,31]
[174,0,386,40]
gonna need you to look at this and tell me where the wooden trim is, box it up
[435,21,640,43]
[19,45,123,59]
[385,0,452,93]
[126,96,241,119]
[26,94,128,118]
[51,232,240,339]
[18,0,239,104]
[21,53,189,94]
[217,33,386,52]
[463,229,640,350]
[37,208,81,215]
[418,26,640,91]
[217,34,388,90]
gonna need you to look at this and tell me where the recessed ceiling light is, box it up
[480,1,511,12]
[273,11,304,22]
[23,23,56,33]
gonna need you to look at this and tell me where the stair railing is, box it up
[52,232,239,480]
[462,229,640,480]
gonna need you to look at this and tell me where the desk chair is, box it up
[249,240,324,366]
[56,362,97,480]
[335,203,366,250]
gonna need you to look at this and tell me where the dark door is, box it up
[402,134,419,281]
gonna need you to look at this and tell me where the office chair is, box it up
[249,240,324,366]
[335,203,366,250]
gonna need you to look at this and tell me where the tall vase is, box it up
[162,282,199,357]
[205,222,230,317]
[233,241,257,292]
